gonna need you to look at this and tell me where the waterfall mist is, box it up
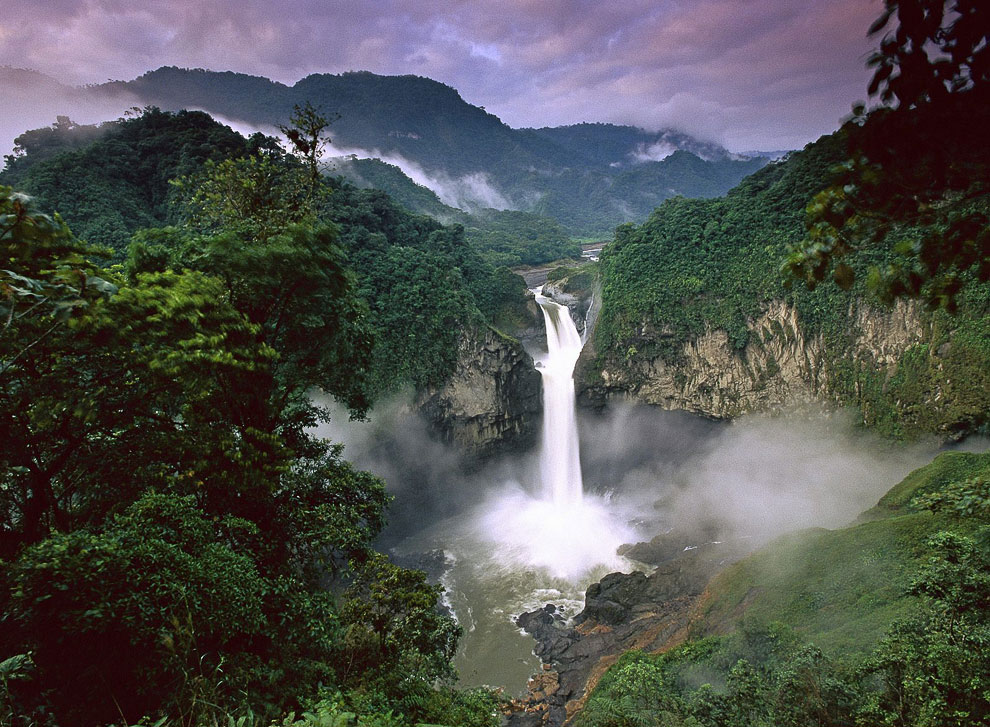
[311,301,966,691]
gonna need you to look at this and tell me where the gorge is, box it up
[3,11,989,718]
[320,281,955,719]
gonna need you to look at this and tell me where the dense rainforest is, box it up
[2,64,770,239]
[0,108,534,401]
[590,91,990,438]
[3,0,989,725]
[0,109,525,726]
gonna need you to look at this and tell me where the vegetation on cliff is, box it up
[593,100,989,438]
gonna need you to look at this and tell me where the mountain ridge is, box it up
[2,65,771,236]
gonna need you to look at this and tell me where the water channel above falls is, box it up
[392,289,647,692]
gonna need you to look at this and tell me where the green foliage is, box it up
[912,457,990,519]
[876,450,990,513]
[280,102,339,201]
[596,132,848,364]
[171,154,314,241]
[331,157,582,266]
[577,629,857,727]
[0,184,495,727]
[578,657,684,727]
[0,108,276,255]
[319,179,529,395]
[1,185,116,370]
[524,150,767,238]
[859,529,990,726]
[460,209,581,267]
[340,553,459,682]
[783,0,990,308]
[595,116,990,437]
[4,493,267,724]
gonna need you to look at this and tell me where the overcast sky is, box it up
[1,0,882,151]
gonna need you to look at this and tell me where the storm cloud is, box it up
[2,0,881,150]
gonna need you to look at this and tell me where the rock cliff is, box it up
[418,325,542,457]
[579,298,925,420]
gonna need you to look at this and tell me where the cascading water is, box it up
[376,284,642,691]
[534,292,584,506]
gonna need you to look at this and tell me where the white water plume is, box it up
[466,290,639,581]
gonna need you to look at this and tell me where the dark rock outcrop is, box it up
[418,326,542,457]
[507,541,752,727]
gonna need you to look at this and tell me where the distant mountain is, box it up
[3,66,769,236]
[528,123,747,166]
[740,149,792,161]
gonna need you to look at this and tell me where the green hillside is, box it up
[578,450,990,727]
[592,123,990,438]
[0,109,530,401]
[65,67,770,237]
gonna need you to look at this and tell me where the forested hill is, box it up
[588,118,990,439]
[0,108,533,403]
[1,66,769,237]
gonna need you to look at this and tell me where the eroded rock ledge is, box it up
[579,299,923,419]
[418,326,542,457]
[506,536,753,726]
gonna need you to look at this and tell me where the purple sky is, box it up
[1,0,882,151]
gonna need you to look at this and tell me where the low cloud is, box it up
[0,67,140,160]
[331,144,513,211]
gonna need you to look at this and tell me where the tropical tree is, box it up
[783,0,990,308]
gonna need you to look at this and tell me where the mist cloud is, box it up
[0,67,140,159]
[331,145,514,211]
[317,395,949,559]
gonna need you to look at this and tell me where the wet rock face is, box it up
[418,326,542,457]
[580,299,924,418]
[508,540,753,727]
[542,277,595,337]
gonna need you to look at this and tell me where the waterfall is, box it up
[534,291,584,506]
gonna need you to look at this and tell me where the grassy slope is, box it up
[690,450,990,658]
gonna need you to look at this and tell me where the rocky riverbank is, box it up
[505,534,755,726]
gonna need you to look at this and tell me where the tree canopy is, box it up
[783,0,990,309]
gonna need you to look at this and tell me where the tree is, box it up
[783,0,990,309]
[576,654,687,727]
[1,186,115,368]
[280,101,340,203]
[2,493,268,725]
[860,530,990,726]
